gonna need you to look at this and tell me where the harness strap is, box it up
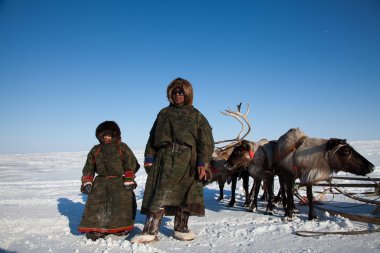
[249,150,254,159]
[292,151,301,177]
[210,166,219,175]
[290,140,303,175]
[330,143,346,156]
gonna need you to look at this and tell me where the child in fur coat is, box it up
[78,121,140,241]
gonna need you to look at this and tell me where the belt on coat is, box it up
[164,142,196,176]
[164,142,190,151]
[96,175,122,179]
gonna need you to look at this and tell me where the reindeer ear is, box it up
[326,138,339,151]
[248,142,255,151]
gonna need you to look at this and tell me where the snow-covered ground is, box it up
[0,141,379,253]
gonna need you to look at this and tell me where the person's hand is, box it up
[144,157,154,173]
[197,166,208,181]
[81,175,94,194]
[123,171,136,191]
[144,163,153,173]
[81,182,92,194]
[124,181,137,191]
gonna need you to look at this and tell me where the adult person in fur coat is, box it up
[131,78,214,243]
[78,121,140,241]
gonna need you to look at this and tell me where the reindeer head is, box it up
[225,140,255,170]
[212,103,253,174]
[326,138,374,176]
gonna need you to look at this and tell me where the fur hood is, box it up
[166,78,194,106]
[95,121,121,143]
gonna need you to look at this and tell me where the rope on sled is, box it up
[333,187,380,206]
[295,226,380,237]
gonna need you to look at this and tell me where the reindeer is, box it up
[275,128,375,221]
[208,104,254,207]
[226,139,282,214]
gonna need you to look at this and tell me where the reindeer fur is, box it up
[276,132,375,221]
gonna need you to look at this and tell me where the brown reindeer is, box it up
[208,104,254,207]
[226,139,280,214]
[276,128,375,221]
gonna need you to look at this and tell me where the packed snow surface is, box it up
[0,141,379,253]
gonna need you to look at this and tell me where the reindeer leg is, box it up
[267,175,276,207]
[227,175,237,207]
[249,178,261,212]
[264,176,275,203]
[307,185,318,220]
[248,182,255,199]
[265,176,275,215]
[283,176,295,221]
[258,180,266,202]
[278,175,287,209]
[273,185,282,205]
[269,175,275,203]
[246,179,255,210]
[242,172,250,207]
[217,179,225,201]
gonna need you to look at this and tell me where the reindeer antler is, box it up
[225,103,251,141]
[214,109,245,144]
[214,103,252,152]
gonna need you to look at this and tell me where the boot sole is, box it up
[173,231,195,241]
[130,234,159,244]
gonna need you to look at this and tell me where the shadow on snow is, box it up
[57,195,86,235]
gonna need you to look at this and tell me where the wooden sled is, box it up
[314,204,380,225]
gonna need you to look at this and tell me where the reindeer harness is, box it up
[327,143,352,172]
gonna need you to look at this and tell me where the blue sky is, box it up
[1,0,379,154]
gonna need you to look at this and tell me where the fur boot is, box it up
[131,209,165,244]
[114,230,130,236]
[86,232,105,241]
[173,209,195,241]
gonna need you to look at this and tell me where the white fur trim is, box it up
[130,234,158,244]
[173,230,195,241]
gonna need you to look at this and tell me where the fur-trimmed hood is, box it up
[95,121,121,143]
[166,78,194,106]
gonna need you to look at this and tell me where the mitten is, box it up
[123,171,136,191]
[124,181,137,191]
[80,183,92,194]
[81,175,94,195]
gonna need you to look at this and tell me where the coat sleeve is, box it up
[122,143,140,174]
[196,113,215,166]
[120,143,140,182]
[144,116,159,159]
[81,146,98,183]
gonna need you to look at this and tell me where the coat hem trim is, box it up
[78,225,134,233]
